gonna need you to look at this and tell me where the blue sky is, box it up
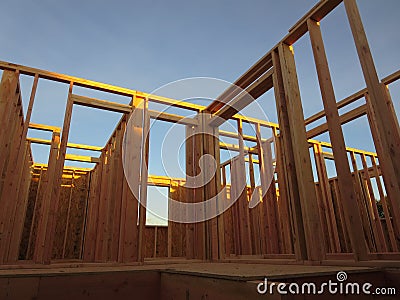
[1,1,399,224]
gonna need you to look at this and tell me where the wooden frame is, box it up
[0,0,399,269]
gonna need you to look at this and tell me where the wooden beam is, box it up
[71,94,131,114]
[272,48,308,261]
[235,119,252,255]
[344,0,400,243]
[0,61,205,111]
[308,18,368,260]
[29,123,61,133]
[42,82,74,263]
[64,154,100,163]
[276,43,325,261]
[306,104,367,139]
[208,68,274,127]
[185,125,196,259]
[305,68,400,126]
[119,123,139,262]
[138,98,150,262]
[33,131,60,263]
[27,137,103,151]
[148,110,198,126]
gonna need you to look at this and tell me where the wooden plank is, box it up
[65,154,100,163]
[7,141,33,262]
[312,143,341,253]
[62,171,74,258]
[213,123,225,260]
[206,54,273,114]
[255,123,279,254]
[360,154,387,252]
[344,0,400,243]
[271,48,307,261]
[193,118,206,260]
[349,152,375,252]
[0,77,25,263]
[95,148,111,261]
[276,43,325,261]
[208,68,274,127]
[185,125,195,259]
[306,104,366,139]
[364,93,400,245]
[304,69,400,127]
[248,153,261,255]
[42,83,74,263]
[148,110,198,126]
[3,75,38,262]
[0,60,204,111]
[370,155,398,252]
[307,18,368,260]
[236,119,252,255]
[27,137,102,151]
[202,113,221,260]
[167,186,173,258]
[71,94,131,114]
[33,130,60,263]
[0,70,19,183]
[110,126,124,261]
[261,139,280,254]
[26,166,44,260]
[331,179,352,252]
[29,123,61,133]
[272,128,293,254]
[103,138,116,261]
[230,158,243,255]
[119,173,139,262]
[138,98,150,262]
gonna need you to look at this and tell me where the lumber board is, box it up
[208,68,274,127]
[43,83,74,263]
[71,94,131,114]
[27,137,102,151]
[308,18,368,260]
[33,131,60,263]
[271,48,308,261]
[138,98,150,262]
[344,0,400,242]
[29,123,61,133]
[277,42,325,261]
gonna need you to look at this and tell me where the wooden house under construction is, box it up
[0,0,400,299]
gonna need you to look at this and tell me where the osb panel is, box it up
[170,183,186,257]
[18,169,91,261]
[52,177,73,259]
[18,178,38,259]
[144,226,155,258]
[156,227,168,258]
[64,173,89,259]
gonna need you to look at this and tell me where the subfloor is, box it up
[1,260,399,299]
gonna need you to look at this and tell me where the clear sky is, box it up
[1,1,400,224]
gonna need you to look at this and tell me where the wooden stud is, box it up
[344,0,400,243]
[273,44,325,261]
[185,125,196,259]
[349,151,375,252]
[33,130,60,263]
[235,119,252,255]
[360,154,387,252]
[308,18,368,260]
[312,143,341,253]
[138,97,150,262]
[370,155,398,252]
